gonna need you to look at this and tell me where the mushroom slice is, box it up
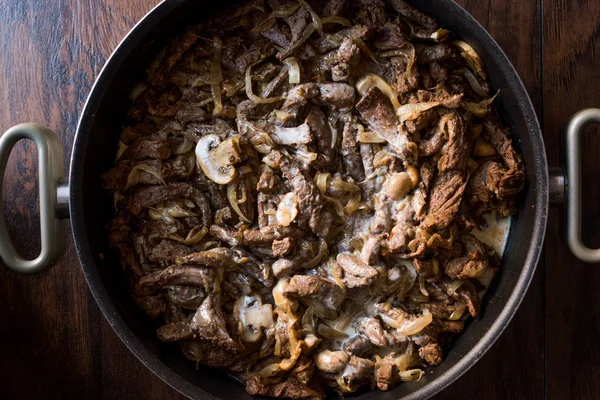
[195,134,242,185]
[234,293,274,342]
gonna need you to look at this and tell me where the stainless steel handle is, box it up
[0,123,67,274]
[564,108,600,263]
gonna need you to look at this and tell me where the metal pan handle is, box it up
[0,123,68,274]
[561,108,600,263]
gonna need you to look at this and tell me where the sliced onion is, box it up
[454,40,486,79]
[354,37,378,63]
[245,63,285,104]
[321,16,352,27]
[168,226,208,245]
[430,28,450,41]
[343,192,361,215]
[464,70,488,97]
[330,177,360,192]
[400,369,424,382]
[129,82,148,101]
[356,74,401,109]
[304,239,328,269]
[210,37,225,116]
[173,137,194,155]
[448,304,466,321]
[314,172,330,195]
[358,130,386,143]
[276,192,299,227]
[318,323,348,339]
[148,208,175,225]
[125,163,166,190]
[227,181,252,223]
[116,141,129,160]
[397,312,433,336]
[298,0,323,36]
[283,57,301,84]
[461,90,500,118]
[396,102,440,122]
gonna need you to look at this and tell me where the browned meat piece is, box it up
[272,239,323,277]
[353,0,387,27]
[209,224,245,246]
[482,119,525,198]
[167,285,206,309]
[418,44,455,64]
[438,114,471,171]
[375,22,409,51]
[429,61,448,82]
[292,356,316,385]
[305,108,334,165]
[418,121,446,157]
[376,352,400,391]
[124,183,212,228]
[243,225,304,246]
[176,249,236,268]
[459,289,481,317]
[147,239,194,265]
[257,168,282,194]
[273,237,296,257]
[186,340,260,371]
[343,335,374,357]
[245,378,325,400]
[315,0,348,17]
[424,170,468,231]
[191,294,236,351]
[157,321,194,342]
[338,356,375,392]
[387,0,439,30]
[133,295,166,319]
[358,317,388,347]
[414,258,441,281]
[148,29,199,88]
[404,108,439,133]
[331,37,361,82]
[336,253,378,288]
[121,123,156,145]
[121,138,171,161]
[444,258,487,279]
[317,83,356,110]
[419,343,443,365]
[102,161,131,191]
[341,118,366,181]
[138,265,218,293]
[356,87,416,162]
[461,233,487,260]
[284,275,346,319]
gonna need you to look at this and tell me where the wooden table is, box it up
[1,0,598,398]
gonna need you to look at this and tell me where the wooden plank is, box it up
[0,0,545,398]
[543,0,600,399]
[0,0,182,398]
[435,0,545,398]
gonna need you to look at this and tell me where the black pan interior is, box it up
[68,1,548,399]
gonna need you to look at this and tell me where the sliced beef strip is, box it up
[338,356,375,392]
[331,37,361,82]
[272,239,322,277]
[387,0,439,30]
[284,275,346,319]
[376,352,400,391]
[243,224,304,246]
[121,123,156,145]
[424,170,468,231]
[417,43,455,64]
[138,265,219,294]
[336,253,378,288]
[148,29,200,88]
[343,335,374,357]
[157,320,194,342]
[315,0,348,17]
[419,343,443,365]
[121,137,171,161]
[245,378,325,400]
[147,239,195,265]
[482,119,525,198]
[341,118,366,181]
[438,113,471,171]
[191,294,237,351]
[356,87,417,162]
[167,285,206,310]
[352,0,387,27]
[124,183,212,228]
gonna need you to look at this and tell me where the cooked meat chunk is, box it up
[284,275,345,319]
[336,253,378,288]
[106,1,525,398]
[356,87,416,162]
[191,294,236,351]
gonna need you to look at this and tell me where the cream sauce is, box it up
[471,213,511,256]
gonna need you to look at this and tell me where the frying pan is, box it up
[0,0,598,398]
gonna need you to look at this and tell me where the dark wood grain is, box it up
[543,0,600,399]
[1,0,597,399]
[434,1,545,398]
